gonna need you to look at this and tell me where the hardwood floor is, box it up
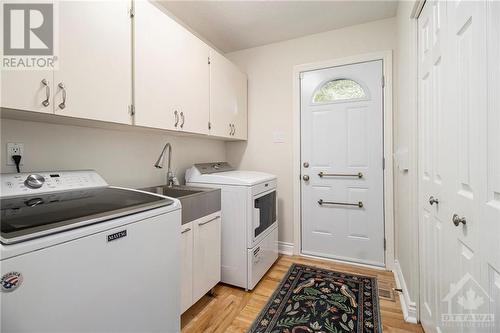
[182,255,424,333]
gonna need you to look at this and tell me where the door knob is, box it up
[452,214,466,226]
[429,196,439,205]
[302,175,310,181]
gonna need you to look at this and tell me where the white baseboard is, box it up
[393,260,418,324]
[278,241,294,256]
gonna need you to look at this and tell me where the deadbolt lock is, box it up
[303,162,309,168]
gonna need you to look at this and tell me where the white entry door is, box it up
[300,60,385,267]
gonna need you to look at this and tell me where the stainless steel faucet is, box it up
[154,142,175,187]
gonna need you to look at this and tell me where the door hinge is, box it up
[381,75,385,88]
[384,238,386,250]
[208,56,211,65]
[208,122,211,130]
[129,6,135,18]
[383,157,386,170]
[128,104,135,116]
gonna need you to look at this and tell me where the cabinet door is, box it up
[209,50,247,139]
[0,2,55,114]
[1,71,54,114]
[193,215,221,303]
[231,73,247,140]
[134,1,209,134]
[53,1,132,124]
[180,223,193,313]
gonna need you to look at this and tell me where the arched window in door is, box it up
[312,79,366,103]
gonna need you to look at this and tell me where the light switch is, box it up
[273,131,285,143]
[395,148,409,171]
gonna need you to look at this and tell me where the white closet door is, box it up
[483,2,500,330]
[417,2,448,332]
[445,3,486,333]
[54,1,132,124]
[418,1,497,333]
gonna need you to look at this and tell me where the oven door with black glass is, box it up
[252,189,277,245]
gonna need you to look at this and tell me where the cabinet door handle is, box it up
[181,227,191,234]
[233,124,236,136]
[198,216,220,226]
[41,79,50,107]
[174,110,179,127]
[229,123,232,135]
[180,112,185,128]
[58,82,66,110]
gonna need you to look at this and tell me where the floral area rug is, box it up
[247,264,381,333]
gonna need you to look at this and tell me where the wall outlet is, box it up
[7,143,24,166]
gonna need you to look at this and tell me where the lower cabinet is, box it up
[180,223,194,313]
[181,213,221,313]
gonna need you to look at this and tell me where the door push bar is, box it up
[318,172,363,179]
[318,199,364,208]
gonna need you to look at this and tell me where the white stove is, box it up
[1,170,181,332]
[186,162,278,290]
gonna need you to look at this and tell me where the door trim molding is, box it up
[292,51,394,270]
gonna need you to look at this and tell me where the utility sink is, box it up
[152,187,202,198]
[140,185,220,225]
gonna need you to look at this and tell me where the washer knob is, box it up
[24,174,45,189]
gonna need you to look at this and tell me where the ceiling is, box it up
[158,1,398,53]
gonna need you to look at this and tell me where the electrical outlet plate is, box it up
[7,143,24,166]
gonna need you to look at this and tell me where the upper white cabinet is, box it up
[0,71,54,114]
[1,0,247,140]
[134,1,210,134]
[0,1,132,125]
[0,0,54,113]
[209,50,248,140]
[54,1,132,124]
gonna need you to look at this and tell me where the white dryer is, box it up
[186,162,278,290]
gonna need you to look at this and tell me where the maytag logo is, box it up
[107,230,127,242]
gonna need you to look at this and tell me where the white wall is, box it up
[0,118,226,188]
[225,18,396,245]
[393,0,419,322]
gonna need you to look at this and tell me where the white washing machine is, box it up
[0,170,181,333]
[186,162,278,290]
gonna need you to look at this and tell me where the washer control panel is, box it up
[1,170,108,198]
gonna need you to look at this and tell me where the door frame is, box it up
[292,51,394,270]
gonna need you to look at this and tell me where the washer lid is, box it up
[187,169,276,186]
[0,187,173,244]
